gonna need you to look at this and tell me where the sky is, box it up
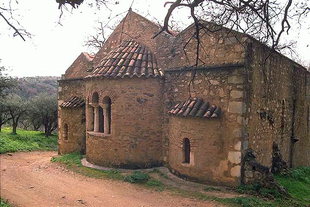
[0,0,309,77]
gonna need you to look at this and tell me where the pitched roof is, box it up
[82,52,95,62]
[60,96,85,108]
[85,40,164,79]
[168,98,221,118]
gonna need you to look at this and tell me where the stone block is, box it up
[234,141,241,150]
[230,90,243,99]
[230,165,241,177]
[210,80,220,85]
[228,102,245,114]
[228,76,243,84]
[233,129,242,138]
[228,151,241,164]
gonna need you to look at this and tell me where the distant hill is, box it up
[13,76,59,99]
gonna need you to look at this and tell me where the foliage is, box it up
[28,93,58,136]
[13,77,58,100]
[3,77,58,134]
[123,171,150,184]
[236,183,282,199]
[3,94,28,134]
[0,63,16,101]
[0,198,11,207]
[0,127,58,154]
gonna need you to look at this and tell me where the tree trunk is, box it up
[12,122,17,134]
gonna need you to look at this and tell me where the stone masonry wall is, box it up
[164,67,247,186]
[244,40,310,178]
[58,107,86,154]
[85,77,164,168]
[58,80,86,154]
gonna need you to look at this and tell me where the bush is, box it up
[124,171,150,183]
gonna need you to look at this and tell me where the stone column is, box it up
[94,106,99,132]
[103,104,110,134]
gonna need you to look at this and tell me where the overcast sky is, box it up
[0,0,309,77]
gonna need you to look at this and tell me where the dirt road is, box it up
[0,151,222,207]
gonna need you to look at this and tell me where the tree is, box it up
[0,102,11,132]
[57,0,310,54]
[0,61,16,101]
[5,94,28,134]
[29,93,58,136]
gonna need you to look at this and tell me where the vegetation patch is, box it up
[0,127,58,154]
[275,167,310,205]
[123,171,150,183]
[0,198,11,207]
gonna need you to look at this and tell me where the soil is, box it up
[0,151,224,207]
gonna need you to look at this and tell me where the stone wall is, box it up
[58,80,86,154]
[244,40,310,178]
[85,77,164,168]
[58,107,86,154]
[163,66,247,186]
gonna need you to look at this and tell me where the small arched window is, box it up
[103,97,112,134]
[92,92,99,104]
[63,124,68,140]
[183,138,190,163]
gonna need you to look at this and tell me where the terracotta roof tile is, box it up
[86,40,164,79]
[168,98,221,119]
[60,96,85,108]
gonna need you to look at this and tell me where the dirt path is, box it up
[0,151,223,207]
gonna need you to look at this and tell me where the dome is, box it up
[86,40,164,79]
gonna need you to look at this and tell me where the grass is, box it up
[0,127,58,154]
[51,153,310,207]
[275,167,310,206]
[0,198,11,207]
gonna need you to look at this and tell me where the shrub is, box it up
[124,171,150,183]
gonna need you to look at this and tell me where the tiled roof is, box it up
[83,52,95,62]
[168,98,221,118]
[60,96,85,108]
[86,40,164,79]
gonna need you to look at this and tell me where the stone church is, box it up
[58,10,310,186]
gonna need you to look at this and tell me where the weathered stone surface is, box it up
[228,102,245,114]
[231,165,241,177]
[228,76,243,84]
[230,90,243,99]
[228,151,241,164]
[234,141,242,151]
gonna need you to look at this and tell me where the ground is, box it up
[0,151,222,207]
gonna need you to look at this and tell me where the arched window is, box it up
[92,92,99,104]
[63,124,68,140]
[183,138,190,163]
[103,97,112,134]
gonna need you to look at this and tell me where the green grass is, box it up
[0,198,11,207]
[275,167,310,206]
[51,153,124,180]
[124,171,150,183]
[0,127,58,154]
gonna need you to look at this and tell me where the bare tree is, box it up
[0,1,31,40]
[152,1,309,64]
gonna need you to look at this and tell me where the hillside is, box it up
[13,76,59,99]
